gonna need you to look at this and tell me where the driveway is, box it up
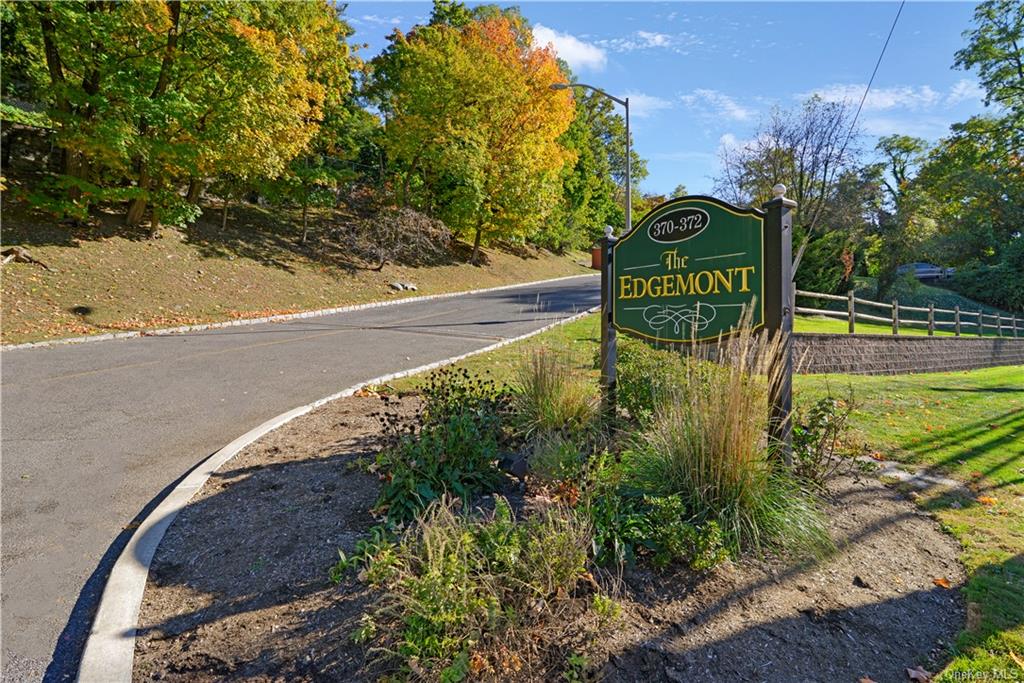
[0,274,599,681]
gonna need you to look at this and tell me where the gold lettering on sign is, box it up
[617,266,758,300]
[661,249,690,270]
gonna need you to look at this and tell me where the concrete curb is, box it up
[76,305,599,682]
[3,273,597,351]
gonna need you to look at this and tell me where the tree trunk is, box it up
[222,197,230,230]
[186,177,203,203]
[471,224,483,265]
[127,1,181,227]
[126,165,150,226]
[149,205,162,238]
[301,201,309,244]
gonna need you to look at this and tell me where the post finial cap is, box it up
[772,183,787,199]
[604,225,615,238]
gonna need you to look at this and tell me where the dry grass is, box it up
[510,349,599,438]
[631,317,832,556]
[0,201,590,344]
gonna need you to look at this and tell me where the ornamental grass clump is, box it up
[511,349,598,437]
[358,497,592,680]
[630,320,832,557]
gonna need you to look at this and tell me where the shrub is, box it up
[373,368,509,522]
[586,468,727,571]
[511,350,597,437]
[792,394,862,489]
[628,322,832,557]
[359,497,591,679]
[950,239,1024,312]
[528,431,585,484]
[615,339,690,424]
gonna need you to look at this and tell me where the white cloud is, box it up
[680,89,753,121]
[598,30,701,54]
[719,133,740,151]
[532,24,607,72]
[625,92,673,119]
[807,83,946,111]
[946,78,985,105]
[859,115,953,139]
[359,14,402,26]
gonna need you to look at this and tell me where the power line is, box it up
[847,0,907,141]
[793,0,906,275]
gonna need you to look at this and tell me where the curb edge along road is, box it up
[76,304,599,682]
[4,273,597,351]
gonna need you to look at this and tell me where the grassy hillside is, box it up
[0,201,592,345]
[801,276,1011,317]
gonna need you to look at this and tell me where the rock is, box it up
[853,575,871,589]
[402,282,418,291]
[390,282,406,291]
[499,455,529,480]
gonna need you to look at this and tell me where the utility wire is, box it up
[793,0,906,276]
[846,0,907,144]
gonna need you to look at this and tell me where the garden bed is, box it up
[133,392,965,682]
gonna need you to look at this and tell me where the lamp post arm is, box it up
[566,82,628,107]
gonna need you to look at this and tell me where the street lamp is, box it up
[550,82,631,236]
[551,82,628,413]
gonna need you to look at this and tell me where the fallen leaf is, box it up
[932,577,951,589]
[976,495,998,505]
[906,666,932,682]
[871,451,887,461]
[860,678,878,683]
[1010,651,1024,671]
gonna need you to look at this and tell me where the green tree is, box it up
[871,135,936,297]
[10,1,356,229]
[954,0,1024,115]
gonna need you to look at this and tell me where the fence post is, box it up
[978,309,984,337]
[954,305,961,336]
[892,299,899,335]
[1014,314,1019,339]
[927,303,935,336]
[847,290,855,334]
[997,314,1003,337]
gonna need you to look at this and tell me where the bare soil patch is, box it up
[134,394,965,682]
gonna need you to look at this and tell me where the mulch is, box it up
[133,394,964,682]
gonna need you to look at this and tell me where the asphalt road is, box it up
[0,274,599,682]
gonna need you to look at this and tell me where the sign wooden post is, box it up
[599,226,618,416]
[761,185,796,465]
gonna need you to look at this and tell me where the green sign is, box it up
[612,196,764,343]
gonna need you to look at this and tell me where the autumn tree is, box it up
[10,1,356,230]
[368,6,575,262]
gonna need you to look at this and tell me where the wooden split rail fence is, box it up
[795,289,1022,338]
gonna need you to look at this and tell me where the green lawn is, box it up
[796,313,1018,338]
[798,366,1024,681]
[388,312,1024,680]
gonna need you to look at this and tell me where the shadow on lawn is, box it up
[886,407,1024,489]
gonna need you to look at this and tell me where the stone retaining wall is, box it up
[793,334,1024,375]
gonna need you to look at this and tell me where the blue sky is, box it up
[346,2,992,196]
